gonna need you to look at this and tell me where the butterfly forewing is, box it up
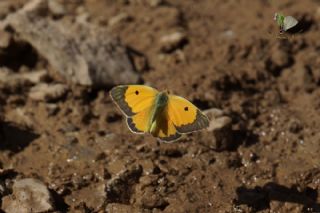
[167,95,209,133]
[110,85,158,116]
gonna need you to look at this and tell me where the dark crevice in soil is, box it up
[192,98,212,110]
[236,183,320,212]
[79,88,100,103]
[0,122,39,153]
[106,113,122,123]
[50,189,70,213]
[0,39,38,71]
[265,57,295,77]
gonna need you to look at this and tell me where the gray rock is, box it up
[0,0,139,87]
[2,178,55,213]
[201,108,233,151]
[29,83,68,102]
[205,108,232,132]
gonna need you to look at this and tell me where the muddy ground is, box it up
[0,0,320,212]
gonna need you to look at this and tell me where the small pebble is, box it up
[159,32,187,53]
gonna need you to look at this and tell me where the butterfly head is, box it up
[162,89,171,95]
[157,91,169,107]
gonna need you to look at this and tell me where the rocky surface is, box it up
[0,0,320,212]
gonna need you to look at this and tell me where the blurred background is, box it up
[0,0,320,212]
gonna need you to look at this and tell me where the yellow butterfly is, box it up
[110,85,209,142]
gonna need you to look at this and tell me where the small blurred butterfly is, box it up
[110,85,209,142]
[274,13,298,33]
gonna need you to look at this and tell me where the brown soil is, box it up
[1,0,320,212]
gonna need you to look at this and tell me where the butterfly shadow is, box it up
[126,46,150,74]
[0,122,39,153]
[235,182,320,212]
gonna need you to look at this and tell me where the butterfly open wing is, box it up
[167,95,209,133]
[110,85,158,116]
[110,85,208,142]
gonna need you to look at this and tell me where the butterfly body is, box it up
[110,85,209,142]
[147,91,168,133]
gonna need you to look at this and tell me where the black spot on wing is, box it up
[110,86,135,116]
[175,110,209,133]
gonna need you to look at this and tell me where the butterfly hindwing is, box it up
[152,109,181,142]
[127,107,152,133]
[127,106,181,142]
[110,85,158,116]
[167,95,209,133]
